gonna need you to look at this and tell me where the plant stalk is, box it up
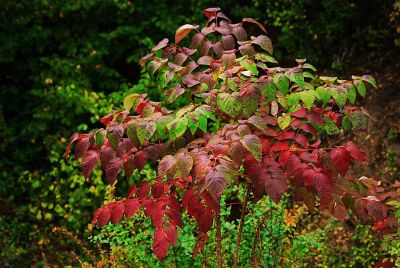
[233,185,251,268]
[216,212,223,268]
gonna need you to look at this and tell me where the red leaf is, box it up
[197,208,214,232]
[265,175,287,203]
[198,56,213,66]
[110,203,125,224]
[164,226,178,246]
[261,138,270,155]
[203,7,221,19]
[116,138,134,157]
[299,123,317,137]
[306,112,325,125]
[299,150,319,163]
[135,150,148,172]
[291,108,308,118]
[242,18,267,33]
[228,142,244,165]
[205,171,227,201]
[251,35,273,54]
[127,185,137,198]
[192,232,209,258]
[333,202,347,222]
[277,130,295,140]
[182,189,196,209]
[92,208,102,225]
[271,141,289,152]
[75,137,90,159]
[202,190,220,213]
[151,38,169,52]
[345,141,367,162]
[330,147,350,176]
[137,183,150,199]
[82,150,99,178]
[123,155,135,179]
[106,157,123,184]
[136,100,149,115]
[97,207,111,228]
[222,35,235,50]
[153,228,170,260]
[125,198,140,218]
[294,134,309,148]
[152,182,165,198]
[278,150,291,166]
[100,147,116,170]
[100,113,113,126]
[65,132,79,159]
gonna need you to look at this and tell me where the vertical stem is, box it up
[250,228,260,267]
[216,212,223,268]
[233,185,251,268]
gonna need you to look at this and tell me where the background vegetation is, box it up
[0,0,399,267]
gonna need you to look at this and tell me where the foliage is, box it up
[66,8,389,265]
[1,1,399,266]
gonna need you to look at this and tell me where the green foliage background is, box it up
[0,0,399,266]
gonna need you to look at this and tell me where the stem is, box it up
[216,212,223,268]
[233,185,251,268]
[250,228,260,267]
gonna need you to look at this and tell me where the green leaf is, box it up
[316,86,331,105]
[277,96,288,109]
[241,60,258,75]
[123,94,142,111]
[198,116,207,132]
[347,85,357,104]
[261,81,277,102]
[95,129,107,148]
[303,71,315,80]
[242,91,260,118]
[303,63,317,71]
[287,92,301,107]
[187,118,198,134]
[126,123,140,147]
[354,80,366,97]
[176,104,195,118]
[168,116,188,140]
[136,121,157,145]
[342,116,351,131]
[248,115,268,134]
[334,91,347,107]
[217,92,242,118]
[277,113,291,130]
[362,75,377,88]
[324,118,340,135]
[227,78,238,90]
[196,105,216,120]
[286,68,305,89]
[273,73,289,95]
[255,53,278,63]
[349,111,368,130]
[300,90,317,109]
[240,134,262,162]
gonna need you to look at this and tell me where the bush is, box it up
[67,7,388,267]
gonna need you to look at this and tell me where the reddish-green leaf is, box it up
[82,150,99,178]
[175,24,199,45]
[240,134,262,162]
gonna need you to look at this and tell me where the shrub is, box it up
[66,7,388,266]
